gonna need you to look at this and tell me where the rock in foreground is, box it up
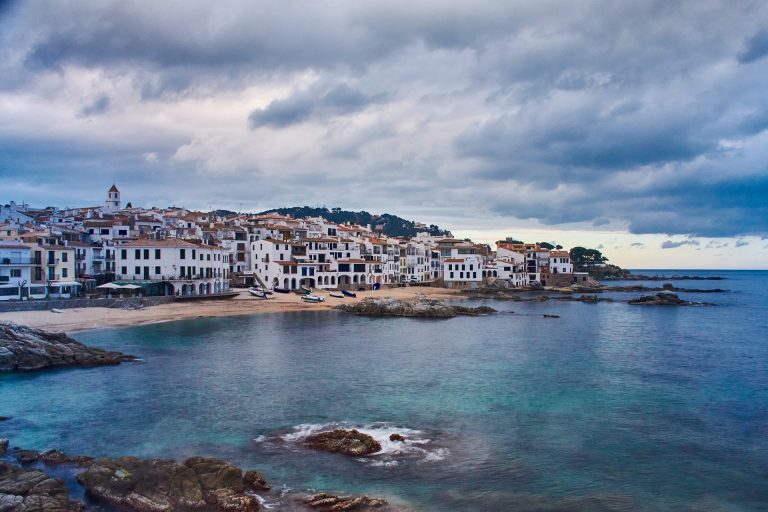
[305,429,382,456]
[303,492,387,511]
[76,456,260,511]
[0,461,84,511]
[337,297,495,318]
[0,321,135,372]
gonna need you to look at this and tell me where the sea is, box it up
[2,270,767,511]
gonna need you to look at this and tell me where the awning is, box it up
[97,282,123,289]
[120,284,142,290]
[49,281,82,287]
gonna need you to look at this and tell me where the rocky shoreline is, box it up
[337,296,496,318]
[0,321,135,372]
[0,440,393,512]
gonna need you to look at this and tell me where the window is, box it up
[155,266,161,275]
[143,249,149,259]
[134,266,140,275]
[101,228,109,235]
[192,249,196,259]
[61,252,68,262]
[118,229,127,236]
[460,272,464,278]
[450,272,454,279]
[155,249,161,259]
[62,268,68,278]
[10,269,21,277]
[121,266,127,275]
[180,249,186,259]
[135,249,141,259]
[473,272,476,279]
[121,249,127,259]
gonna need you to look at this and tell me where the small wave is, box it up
[253,435,267,443]
[279,421,449,465]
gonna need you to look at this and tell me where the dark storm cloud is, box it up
[248,84,388,128]
[1,0,768,240]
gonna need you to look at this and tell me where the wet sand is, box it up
[0,287,461,333]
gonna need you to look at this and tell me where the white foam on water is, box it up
[279,421,449,465]
[253,435,267,443]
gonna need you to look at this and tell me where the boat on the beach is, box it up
[249,287,270,298]
[301,294,325,303]
[273,287,290,294]
[300,285,312,293]
[329,291,344,298]
[341,289,357,298]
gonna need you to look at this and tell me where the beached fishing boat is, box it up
[300,285,312,293]
[301,294,325,303]
[273,287,290,293]
[329,291,344,298]
[341,289,357,298]
[249,288,267,298]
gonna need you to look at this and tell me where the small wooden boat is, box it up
[301,294,325,303]
[273,287,290,294]
[300,285,312,293]
[341,289,356,298]
[329,291,344,298]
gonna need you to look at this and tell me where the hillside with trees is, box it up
[258,206,451,238]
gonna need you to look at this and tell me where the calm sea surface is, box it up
[2,270,767,511]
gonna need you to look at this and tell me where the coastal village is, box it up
[0,185,588,302]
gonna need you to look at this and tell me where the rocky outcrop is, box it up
[0,321,135,372]
[76,456,260,511]
[243,470,270,492]
[0,439,8,457]
[305,429,382,456]
[302,492,387,511]
[388,434,405,442]
[0,461,84,512]
[336,297,495,318]
[627,292,713,306]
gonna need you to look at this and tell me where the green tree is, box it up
[570,246,609,269]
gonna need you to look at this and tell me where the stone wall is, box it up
[0,296,175,313]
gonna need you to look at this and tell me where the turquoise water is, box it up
[2,270,767,511]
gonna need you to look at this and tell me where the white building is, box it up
[442,254,483,289]
[115,239,230,296]
[549,251,573,275]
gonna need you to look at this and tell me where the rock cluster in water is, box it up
[627,292,712,306]
[75,456,263,511]
[0,461,85,512]
[0,321,135,372]
[305,429,382,456]
[336,296,496,318]
[303,492,387,511]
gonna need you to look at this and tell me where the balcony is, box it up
[0,258,35,265]
[47,259,60,266]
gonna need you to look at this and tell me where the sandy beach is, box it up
[0,286,461,333]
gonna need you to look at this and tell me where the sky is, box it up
[1,0,767,269]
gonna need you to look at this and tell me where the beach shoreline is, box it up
[0,287,462,333]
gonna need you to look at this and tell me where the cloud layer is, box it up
[1,0,768,239]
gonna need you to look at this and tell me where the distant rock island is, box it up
[337,296,496,318]
[0,321,135,372]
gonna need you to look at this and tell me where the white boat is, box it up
[329,291,344,298]
[249,288,267,298]
[251,286,273,295]
[301,294,325,303]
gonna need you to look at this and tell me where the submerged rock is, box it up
[0,461,84,512]
[302,492,387,511]
[14,450,40,464]
[0,439,8,456]
[305,429,382,456]
[388,434,406,442]
[243,470,271,491]
[76,455,259,511]
[336,297,495,318]
[0,321,136,372]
